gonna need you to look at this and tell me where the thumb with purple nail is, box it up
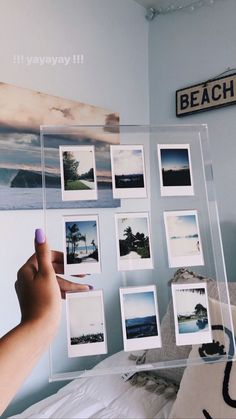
[16,228,92,330]
[0,228,92,415]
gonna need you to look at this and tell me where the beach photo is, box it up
[172,283,212,346]
[59,145,97,201]
[157,144,194,196]
[63,214,101,275]
[0,82,120,210]
[66,290,107,357]
[164,210,204,268]
[115,212,153,271]
[111,145,147,198]
[119,285,161,351]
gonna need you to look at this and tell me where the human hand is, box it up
[15,229,61,340]
[50,250,92,298]
[15,229,92,336]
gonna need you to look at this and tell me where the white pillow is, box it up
[169,298,236,419]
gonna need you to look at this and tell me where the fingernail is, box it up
[88,285,94,290]
[35,228,46,244]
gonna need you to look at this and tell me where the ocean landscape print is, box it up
[64,215,101,275]
[115,212,153,271]
[158,144,194,196]
[172,283,212,346]
[111,145,147,198]
[164,210,204,268]
[0,82,119,210]
[66,290,107,357]
[120,286,161,351]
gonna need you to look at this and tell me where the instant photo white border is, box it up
[171,283,212,346]
[164,209,204,268]
[110,145,147,199]
[115,212,153,271]
[157,144,194,196]
[63,214,101,275]
[66,290,107,358]
[119,285,162,352]
[59,145,98,201]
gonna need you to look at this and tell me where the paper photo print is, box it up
[110,145,147,199]
[115,212,153,271]
[172,283,212,346]
[157,144,194,196]
[63,214,101,275]
[119,285,161,351]
[66,290,107,357]
[164,210,204,268]
[59,145,97,201]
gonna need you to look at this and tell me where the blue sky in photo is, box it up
[175,288,207,316]
[123,291,155,320]
[168,214,198,238]
[161,148,190,171]
[113,148,143,176]
[118,216,148,240]
[66,220,97,244]
[63,149,93,175]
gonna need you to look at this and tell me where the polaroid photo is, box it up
[115,212,153,271]
[66,290,107,358]
[164,210,204,268]
[59,145,97,201]
[157,144,194,196]
[172,283,212,346]
[119,285,161,351]
[110,145,147,199]
[63,214,101,275]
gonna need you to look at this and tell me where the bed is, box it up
[10,350,175,419]
[10,269,236,419]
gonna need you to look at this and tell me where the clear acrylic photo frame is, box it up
[40,124,236,382]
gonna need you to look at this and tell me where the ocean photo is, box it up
[68,294,104,346]
[0,185,114,210]
[167,213,200,257]
[160,147,191,187]
[66,219,99,265]
[175,287,209,334]
[113,148,145,189]
[123,291,158,340]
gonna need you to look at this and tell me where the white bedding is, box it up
[10,351,175,419]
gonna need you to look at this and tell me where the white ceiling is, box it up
[133,0,202,10]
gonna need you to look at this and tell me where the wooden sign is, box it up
[176,73,236,117]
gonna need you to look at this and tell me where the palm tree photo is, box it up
[118,217,150,259]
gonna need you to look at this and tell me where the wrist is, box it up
[20,313,60,346]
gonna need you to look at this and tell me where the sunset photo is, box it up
[111,145,147,198]
[157,144,194,196]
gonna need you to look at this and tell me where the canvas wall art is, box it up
[0,82,119,210]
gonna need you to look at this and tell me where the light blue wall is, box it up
[149,0,236,281]
[0,1,149,417]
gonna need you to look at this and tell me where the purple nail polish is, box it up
[35,228,45,244]
[89,285,94,290]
